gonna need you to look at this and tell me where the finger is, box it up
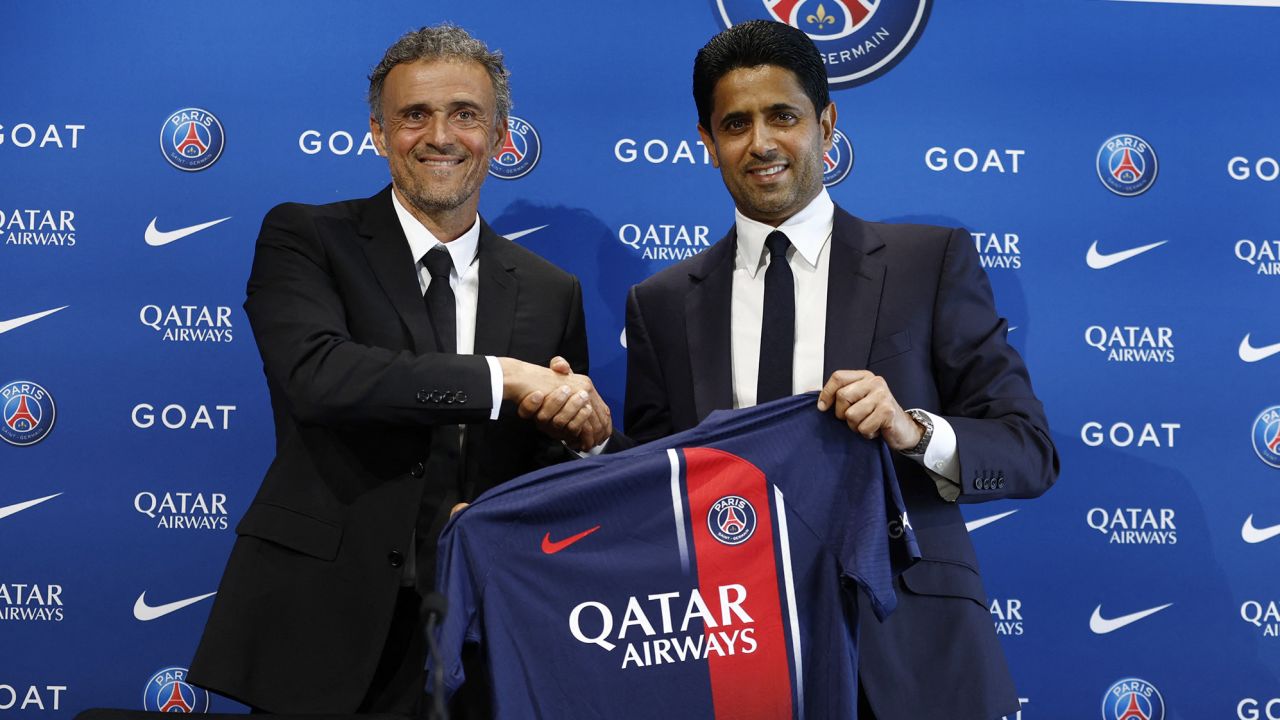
[855,402,895,440]
[516,390,545,420]
[536,386,573,424]
[551,390,591,429]
[818,370,868,411]
[834,379,873,418]
[449,502,469,517]
[549,355,573,375]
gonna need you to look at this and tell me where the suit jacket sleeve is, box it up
[621,283,673,445]
[930,227,1059,502]
[245,202,493,427]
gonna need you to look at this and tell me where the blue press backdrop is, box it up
[3,0,1279,717]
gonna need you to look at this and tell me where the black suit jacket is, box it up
[624,206,1058,720]
[190,186,588,712]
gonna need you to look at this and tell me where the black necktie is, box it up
[756,230,795,404]
[422,245,456,353]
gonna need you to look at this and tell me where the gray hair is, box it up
[367,24,512,125]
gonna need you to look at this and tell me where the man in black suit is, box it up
[190,24,609,714]
[623,21,1058,719]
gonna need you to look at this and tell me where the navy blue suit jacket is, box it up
[624,205,1058,720]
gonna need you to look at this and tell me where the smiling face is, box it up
[370,58,505,230]
[697,64,835,226]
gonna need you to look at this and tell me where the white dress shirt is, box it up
[392,190,501,421]
[728,189,961,499]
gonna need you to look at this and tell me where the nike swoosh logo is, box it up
[0,306,68,335]
[505,225,547,241]
[144,216,231,246]
[0,493,62,520]
[1239,334,1280,363]
[1086,240,1167,269]
[1242,514,1280,544]
[965,510,1018,532]
[541,525,601,554]
[133,591,217,621]
[1089,603,1172,634]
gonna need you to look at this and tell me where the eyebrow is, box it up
[719,103,804,124]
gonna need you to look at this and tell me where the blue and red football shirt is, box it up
[435,393,919,718]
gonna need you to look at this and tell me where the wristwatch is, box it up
[904,409,933,456]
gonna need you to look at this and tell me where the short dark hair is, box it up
[693,20,829,133]
[367,24,511,126]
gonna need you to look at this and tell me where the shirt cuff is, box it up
[484,356,502,421]
[903,409,960,501]
[565,437,610,458]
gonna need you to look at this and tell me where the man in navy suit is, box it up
[623,21,1058,720]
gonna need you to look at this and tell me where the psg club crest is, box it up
[1253,405,1280,469]
[143,666,210,713]
[1101,678,1165,720]
[1,380,56,447]
[714,0,933,89]
[160,108,225,172]
[707,495,757,545]
[489,115,541,180]
[1096,133,1158,196]
[823,126,854,187]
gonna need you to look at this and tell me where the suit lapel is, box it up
[358,185,434,353]
[824,206,886,376]
[473,219,517,357]
[687,230,736,421]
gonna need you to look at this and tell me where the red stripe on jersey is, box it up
[683,447,793,719]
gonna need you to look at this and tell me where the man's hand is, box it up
[503,356,612,450]
[817,370,923,452]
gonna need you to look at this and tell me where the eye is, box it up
[775,112,798,123]
[724,118,748,132]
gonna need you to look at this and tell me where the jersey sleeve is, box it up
[432,512,487,699]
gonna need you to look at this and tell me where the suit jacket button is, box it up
[997,478,1006,489]
[443,391,456,404]
[456,391,468,403]
[430,390,444,403]
[973,478,982,490]
[410,462,425,478]
[416,390,429,404]
[388,550,404,568]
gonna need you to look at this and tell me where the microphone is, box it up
[421,592,449,720]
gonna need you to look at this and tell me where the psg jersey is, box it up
[435,393,920,718]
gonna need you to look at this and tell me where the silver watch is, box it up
[904,409,933,455]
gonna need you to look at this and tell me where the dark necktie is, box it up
[756,230,794,404]
[422,245,456,353]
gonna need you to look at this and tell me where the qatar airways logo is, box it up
[0,583,64,622]
[1087,508,1177,545]
[990,598,1023,636]
[972,231,1021,270]
[134,491,229,530]
[1084,325,1175,363]
[1241,600,1280,638]
[1,209,76,247]
[1235,239,1280,276]
[569,584,757,669]
[618,223,712,262]
[139,305,233,343]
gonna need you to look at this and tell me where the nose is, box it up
[423,113,453,150]
[747,122,776,159]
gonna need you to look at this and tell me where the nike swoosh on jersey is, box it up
[133,591,217,621]
[1089,603,1172,634]
[1242,514,1280,544]
[144,216,231,246]
[541,525,601,554]
[964,510,1018,532]
[0,306,69,335]
[0,493,62,520]
[504,225,547,242]
[1239,334,1280,363]
[1085,240,1167,269]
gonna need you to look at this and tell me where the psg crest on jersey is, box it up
[1096,133,1158,197]
[1101,678,1164,720]
[823,127,854,187]
[714,0,933,89]
[1,380,56,447]
[161,108,225,172]
[143,666,210,713]
[1252,405,1280,469]
[707,495,758,545]
[489,115,541,180]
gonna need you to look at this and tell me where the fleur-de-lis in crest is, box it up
[806,3,837,27]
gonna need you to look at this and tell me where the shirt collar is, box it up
[391,188,481,273]
[734,188,834,278]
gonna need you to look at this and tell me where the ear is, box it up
[697,124,720,169]
[820,102,837,153]
[369,115,387,157]
[490,116,509,159]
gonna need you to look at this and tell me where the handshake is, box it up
[500,356,612,452]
